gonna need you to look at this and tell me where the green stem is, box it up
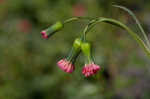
[83,19,97,41]
[84,17,150,58]
[63,17,93,24]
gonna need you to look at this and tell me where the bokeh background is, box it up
[0,0,150,99]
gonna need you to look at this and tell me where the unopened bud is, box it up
[41,21,63,39]
[81,42,91,57]
[73,38,82,51]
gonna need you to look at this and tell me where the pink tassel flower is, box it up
[41,30,48,39]
[57,59,75,73]
[40,21,63,39]
[82,63,100,77]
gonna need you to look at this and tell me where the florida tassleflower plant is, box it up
[40,5,150,77]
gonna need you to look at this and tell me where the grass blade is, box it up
[113,5,150,49]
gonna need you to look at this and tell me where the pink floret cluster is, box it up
[82,63,100,77]
[41,31,48,39]
[57,59,100,77]
[57,59,75,73]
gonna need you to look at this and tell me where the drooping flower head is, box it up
[57,59,75,73]
[41,21,63,39]
[41,30,48,39]
[57,38,82,73]
[82,63,100,77]
[81,42,101,77]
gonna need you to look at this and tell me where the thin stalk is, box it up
[83,19,98,41]
[63,17,93,24]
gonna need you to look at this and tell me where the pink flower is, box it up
[82,63,100,77]
[41,30,48,39]
[40,21,63,39]
[57,59,75,73]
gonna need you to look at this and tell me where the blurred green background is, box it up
[0,0,150,99]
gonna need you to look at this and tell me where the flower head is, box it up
[57,59,75,73]
[81,42,101,77]
[82,63,100,77]
[57,38,82,73]
[41,30,48,39]
[40,21,63,39]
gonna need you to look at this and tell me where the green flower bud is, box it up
[50,21,63,31]
[41,21,63,39]
[81,42,93,63]
[73,38,82,51]
[81,42,91,57]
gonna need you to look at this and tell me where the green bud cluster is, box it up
[68,37,93,64]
